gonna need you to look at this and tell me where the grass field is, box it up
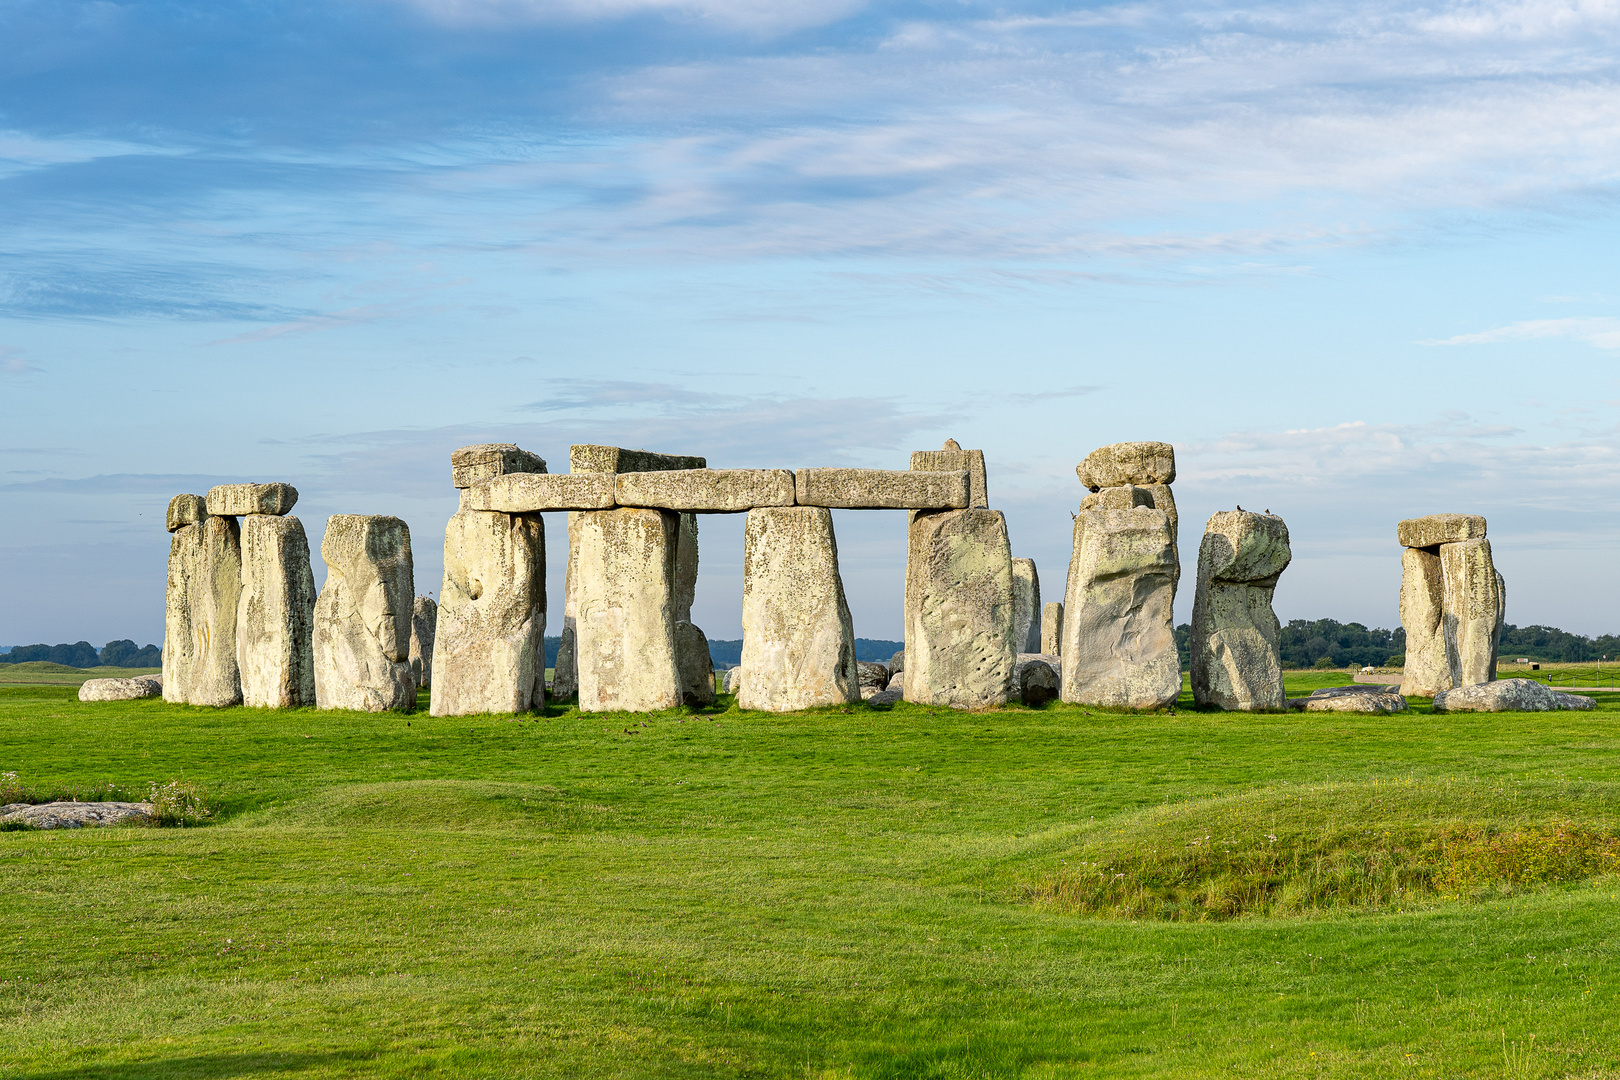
[2,676,1619,1078]
[0,662,163,686]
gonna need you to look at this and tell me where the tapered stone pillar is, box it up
[1397,546,1448,698]
[410,596,437,690]
[164,512,243,707]
[1011,558,1041,654]
[903,508,1016,708]
[1441,538,1503,689]
[431,510,546,716]
[1041,602,1064,656]
[738,506,859,712]
[313,515,416,712]
[1191,510,1290,711]
[574,507,682,712]
[237,514,316,708]
[1062,506,1180,709]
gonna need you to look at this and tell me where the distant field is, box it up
[1,674,1617,1077]
[0,661,162,686]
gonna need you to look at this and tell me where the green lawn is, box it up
[0,662,162,686]
[2,677,1618,1079]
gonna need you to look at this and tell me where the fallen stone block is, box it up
[1041,601,1064,656]
[451,444,546,489]
[889,651,904,675]
[164,516,243,707]
[1012,558,1041,654]
[431,510,546,716]
[78,676,162,702]
[313,515,416,712]
[0,801,153,829]
[1191,510,1290,711]
[1286,685,1408,714]
[867,686,903,707]
[237,514,318,709]
[1076,442,1176,490]
[410,596,437,690]
[1432,678,1594,713]
[615,469,795,513]
[167,493,207,533]
[1016,653,1061,706]
[904,508,1016,708]
[738,506,861,712]
[206,483,298,517]
[469,473,615,513]
[676,620,716,706]
[793,468,969,509]
[1398,513,1486,550]
[910,440,988,508]
[857,662,890,690]
[1061,507,1180,710]
[574,508,682,712]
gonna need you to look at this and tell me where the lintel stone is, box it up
[167,493,207,532]
[793,468,968,509]
[910,442,987,508]
[470,472,616,513]
[206,483,298,517]
[1077,442,1176,490]
[1397,513,1487,549]
[614,469,794,513]
[569,445,705,473]
[451,444,546,489]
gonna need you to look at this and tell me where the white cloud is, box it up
[391,0,864,33]
[1427,317,1620,350]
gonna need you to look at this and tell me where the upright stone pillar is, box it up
[903,508,1016,708]
[1041,601,1064,656]
[410,596,437,690]
[237,513,316,709]
[1396,514,1503,696]
[313,515,416,712]
[431,510,546,716]
[1191,510,1290,710]
[738,506,860,712]
[1011,558,1041,654]
[553,513,582,700]
[1062,506,1180,709]
[163,497,243,707]
[574,507,682,712]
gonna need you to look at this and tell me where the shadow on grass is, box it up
[13,1050,373,1079]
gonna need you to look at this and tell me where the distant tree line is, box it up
[1176,620,1407,669]
[0,640,162,668]
[1497,625,1620,663]
[540,637,904,669]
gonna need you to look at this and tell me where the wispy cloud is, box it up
[1427,317,1620,350]
[208,304,409,345]
[392,0,865,33]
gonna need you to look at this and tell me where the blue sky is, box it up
[4,0,1620,647]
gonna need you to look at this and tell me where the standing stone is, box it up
[1041,601,1064,656]
[313,515,416,713]
[1441,537,1503,689]
[552,513,583,700]
[1061,507,1180,710]
[431,510,546,716]
[163,515,242,707]
[1398,546,1448,698]
[675,620,716,706]
[738,507,860,712]
[1078,443,1180,589]
[903,508,1016,708]
[236,514,316,709]
[410,596,437,690]
[1011,558,1041,654]
[574,507,682,713]
[1191,511,1290,710]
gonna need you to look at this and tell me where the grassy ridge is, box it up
[1,681,1618,1077]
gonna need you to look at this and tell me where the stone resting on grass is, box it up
[78,676,162,702]
[313,515,417,713]
[1191,510,1291,711]
[1286,685,1408,714]
[1431,678,1593,713]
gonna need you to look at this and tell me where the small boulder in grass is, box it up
[856,662,890,690]
[78,677,162,703]
[1286,685,1407,714]
[1432,678,1595,713]
[1,801,153,829]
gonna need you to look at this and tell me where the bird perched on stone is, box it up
[1237,504,1243,511]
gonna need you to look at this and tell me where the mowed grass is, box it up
[1,678,1619,1078]
[0,662,162,687]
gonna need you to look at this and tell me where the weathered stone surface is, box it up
[615,469,794,513]
[910,441,988,509]
[1398,546,1449,697]
[551,513,584,700]
[1079,484,1154,512]
[889,651,904,675]
[1077,442,1176,490]
[1441,537,1503,690]
[78,676,162,702]
[1191,511,1290,711]
[470,473,614,512]
[430,510,545,716]
[1016,653,1061,705]
[167,494,207,533]
[857,662,890,690]
[1041,601,1064,656]
[1007,559,1038,656]
[675,621,715,706]
[570,445,705,474]
[1287,685,1408,713]
[206,483,298,517]
[1061,507,1180,710]
[450,443,546,489]
[867,686,903,707]
[1398,514,1486,550]
[313,515,416,713]
[674,514,698,622]
[410,596,437,690]
[164,516,243,707]
[739,507,860,712]
[574,508,682,712]
[903,508,1016,708]
[1432,678,1594,713]
[1,801,153,829]
[236,514,317,709]
[722,667,742,694]
[794,469,969,510]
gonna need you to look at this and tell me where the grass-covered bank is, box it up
[2,681,1618,1078]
